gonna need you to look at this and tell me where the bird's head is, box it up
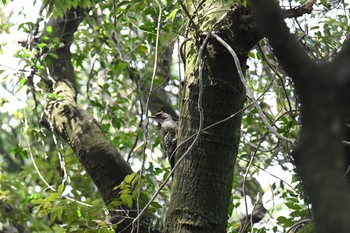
[149,111,172,124]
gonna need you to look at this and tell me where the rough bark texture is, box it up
[164,45,245,233]
[164,4,260,232]
[252,1,350,232]
[40,7,133,204]
[39,8,158,233]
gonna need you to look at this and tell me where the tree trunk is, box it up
[164,3,260,232]
[39,8,158,233]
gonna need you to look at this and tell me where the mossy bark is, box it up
[164,3,261,232]
[39,8,157,233]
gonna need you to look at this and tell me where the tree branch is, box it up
[283,0,316,18]
[332,40,350,88]
[251,0,317,92]
[211,32,294,143]
[251,1,350,233]
[37,8,159,233]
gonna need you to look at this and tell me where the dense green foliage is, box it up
[0,0,349,232]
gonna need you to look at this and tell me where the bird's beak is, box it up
[149,115,156,119]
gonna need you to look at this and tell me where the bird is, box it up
[150,111,178,171]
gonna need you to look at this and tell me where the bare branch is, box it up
[211,32,295,143]
[134,1,163,231]
[251,0,317,91]
[283,0,316,18]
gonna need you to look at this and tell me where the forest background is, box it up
[0,0,350,233]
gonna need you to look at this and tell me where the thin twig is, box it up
[239,137,263,233]
[211,32,295,143]
[178,0,200,36]
[250,193,261,233]
[237,155,296,191]
[257,44,296,119]
[51,133,68,185]
[23,112,91,207]
[132,0,163,232]
[286,219,312,233]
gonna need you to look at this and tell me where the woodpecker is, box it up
[150,111,178,170]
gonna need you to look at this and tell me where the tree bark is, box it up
[40,7,134,205]
[39,8,159,233]
[164,3,260,232]
[251,1,350,232]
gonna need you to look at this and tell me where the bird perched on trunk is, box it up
[150,111,178,171]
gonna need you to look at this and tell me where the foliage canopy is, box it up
[0,0,349,232]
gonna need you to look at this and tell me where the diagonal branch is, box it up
[211,32,294,143]
[251,0,317,92]
[283,0,317,18]
[36,7,159,233]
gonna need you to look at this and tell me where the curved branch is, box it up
[251,0,317,92]
[211,32,294,143]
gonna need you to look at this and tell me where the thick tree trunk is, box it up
[40,7,134,206]
[39,8,158,233]
[164,3,260,232]
[165,41,245,233]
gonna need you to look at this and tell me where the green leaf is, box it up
[36,43,48,48]
[285,201,301,210]
[48,52,59,59]
[46,25,53,34]
[17,78,27,92]
[17,22,34,33]
[108,200,124,209]
[41,36,50,41]
[277,216,294,227]
[248,51,256,59]
[47,193,59,202]
[245,115,253,125]
[240,0,247,7]
[291,175,299,183]
[10,146,28,159]
[168,8,180,23]
[271,182,277,191]
[76,207,82,217]
[150,201,162,209]
[124,173,136,184]
[35,60,45,70]
[72,0,79,8]
[121,194,133,208]
[57,184,65,195]
[50,206,61,223]
[31,198,45,205]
